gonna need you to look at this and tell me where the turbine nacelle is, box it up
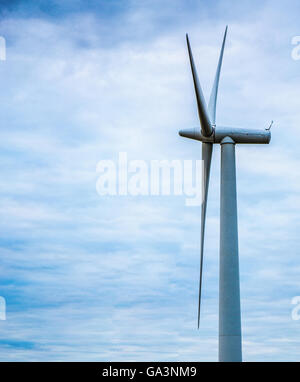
[179,127,271,144]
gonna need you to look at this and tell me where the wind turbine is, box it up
[179,27,271,362]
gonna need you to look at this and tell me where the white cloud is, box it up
[0,0,299,361]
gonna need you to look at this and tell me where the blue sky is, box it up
[0,0,300,361]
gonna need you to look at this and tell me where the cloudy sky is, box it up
[0,0,300,361]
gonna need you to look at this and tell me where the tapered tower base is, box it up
[219,137,242,362]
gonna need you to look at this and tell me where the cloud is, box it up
[0,0,299,361]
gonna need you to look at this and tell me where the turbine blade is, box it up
[198,142,213,328]
[208,26,228,125]
[186,34,212,137]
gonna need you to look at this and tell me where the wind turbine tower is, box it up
[179,27,271,362]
